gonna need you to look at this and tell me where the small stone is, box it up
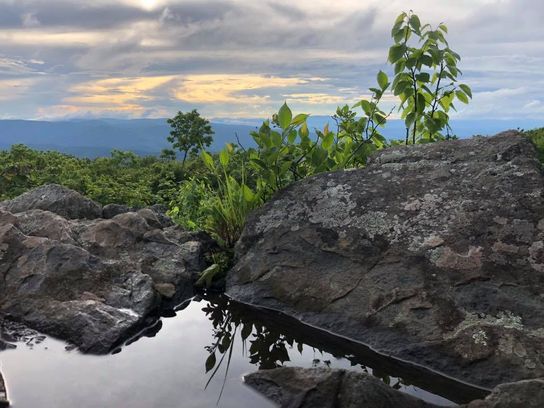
[154,283,177,299]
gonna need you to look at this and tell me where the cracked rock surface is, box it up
[228,132,544,390]
[0,184,214,354]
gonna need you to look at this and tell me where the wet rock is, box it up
[228,132,544,388]
[0,185,213,353]
[244,367,439,408]
[465,378,544,407]
[1,184,102,219]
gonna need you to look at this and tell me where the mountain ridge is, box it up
[0,117,542,158]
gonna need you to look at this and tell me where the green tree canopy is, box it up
[167,109,214,168]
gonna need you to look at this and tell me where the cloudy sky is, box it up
[0,0,543,121]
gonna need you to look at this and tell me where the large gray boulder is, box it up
[244,367,439,408]
[228,131,544,390]
[1,184,102,219]
[0,185,213,353]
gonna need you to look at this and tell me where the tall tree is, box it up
[167,109,214,168]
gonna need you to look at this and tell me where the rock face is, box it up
[244,367,439,408]
[228,132,544,390]
[466,378,544,408]
[0,185,213,353]
[246,367,544,408]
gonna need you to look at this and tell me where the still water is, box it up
[0,295,478,407]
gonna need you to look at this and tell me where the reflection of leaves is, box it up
[241,323,252,340]
[201,295,411,403]
[205,352,216,373]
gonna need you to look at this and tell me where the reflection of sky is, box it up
[0,1,543,120]
[1,299,453,407]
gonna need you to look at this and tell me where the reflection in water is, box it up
[198,295,484,406]
[0,294,486,407]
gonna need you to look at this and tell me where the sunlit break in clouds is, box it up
[0,0,543,120]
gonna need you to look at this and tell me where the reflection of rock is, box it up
[245,367,439,408]
[0,370,7,407]
[228,132,544,392]
[0,184,214,353]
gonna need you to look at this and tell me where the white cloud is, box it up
[21,12,40,28]
[0,0,542,119]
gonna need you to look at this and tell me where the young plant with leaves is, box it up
[334,70,392,166]
[199,144,260,248]
[389,11,472,144]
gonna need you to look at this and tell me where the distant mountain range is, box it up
[0,117,542,158]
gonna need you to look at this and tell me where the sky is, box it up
[0,0,543,121]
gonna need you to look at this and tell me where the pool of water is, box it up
[0,295,481,407]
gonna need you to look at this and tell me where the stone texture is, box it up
[102,203,131,219]
[1,184,102,219]
[466,378,544,408]
[244,367,439,408]
[228,132,544,389]
[0,184,213,353]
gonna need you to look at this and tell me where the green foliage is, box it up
[167,109,214,167]
[170,144,261,248]
[0,144,190,206]
[389,11,471,144]
[524,127,544,163]
[248,90,389,200]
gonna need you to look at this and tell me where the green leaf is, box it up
[415,72,430,83]
[388,44,407,63]
[321,133,334,150]
[195,263,220,288]
[405,111,416,129]
[360,100,373,116]
[299,122,309,138]
[287,129,297,144]
[219,148,229,167]
[438,23,448,33]
[393,26,407,43]
[241,184,255,202]
[278,102,292,130]
[377,71,389,90]
[270,131,282,147]
[420,55,433,67]
[409,14,421,33]
[455,90,469,104]
[459,84,472,98]
[394,60,406,74]
[251,158,268,170]
[417,92,426,113]
[394,12,407,26]
[201,150,214,170]
[291,113,308,126]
